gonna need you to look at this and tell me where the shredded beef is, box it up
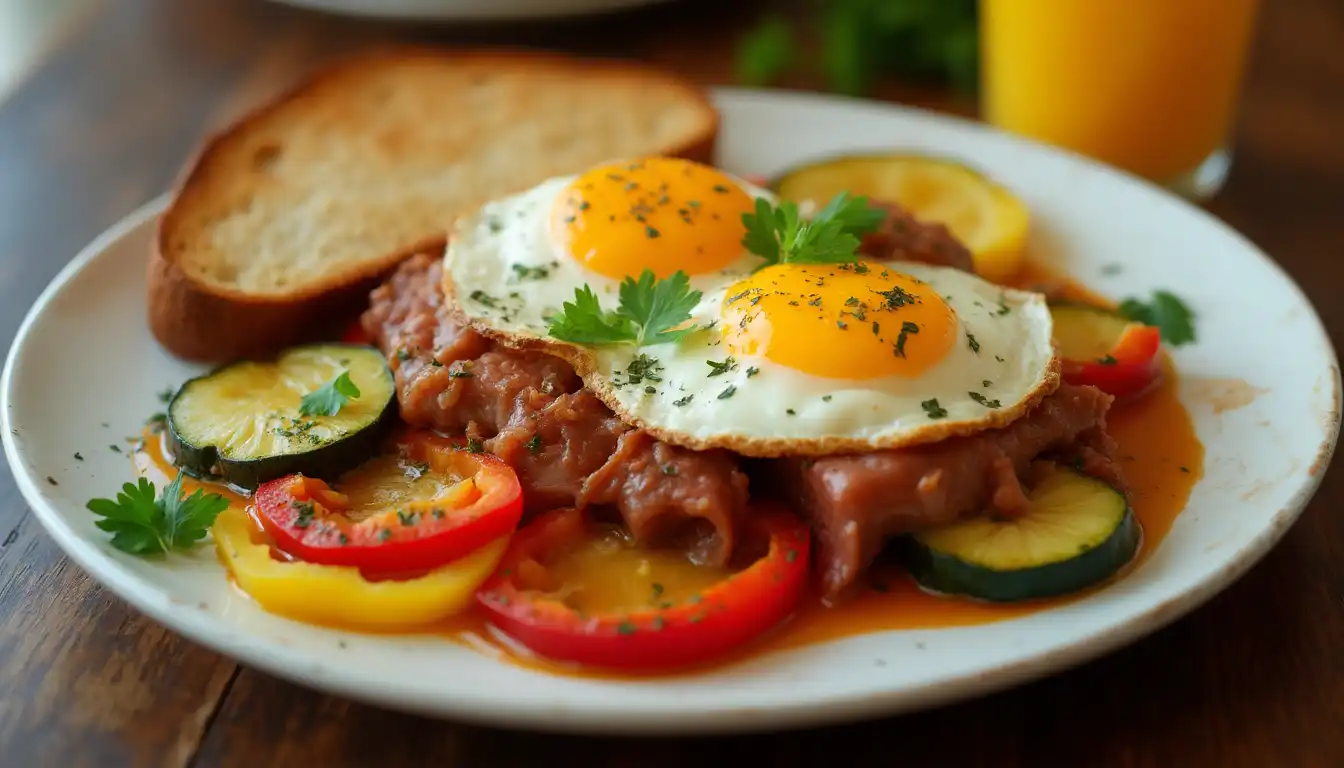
[859,201,975,272]
[363,196,1122,600]
[362,254,749,565]
[770,383,1120,601]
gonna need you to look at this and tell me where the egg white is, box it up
[446,173,1059,457]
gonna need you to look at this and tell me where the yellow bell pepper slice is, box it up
[213,507,507,630]
[773,154,1031,282]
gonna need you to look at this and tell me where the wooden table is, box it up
[1,0,1340,765]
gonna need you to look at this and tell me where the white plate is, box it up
[266,0,672,21]
[3,89,1339,734]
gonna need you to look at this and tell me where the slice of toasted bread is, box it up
[151,47,719,361]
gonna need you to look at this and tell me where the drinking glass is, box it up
[979,0,1261,199]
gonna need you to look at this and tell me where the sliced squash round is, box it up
[772,153,1031,281]
[903,462,1141,602]
[167,343,396,490]
[1048,302,1134,361]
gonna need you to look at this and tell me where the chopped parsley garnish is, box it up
[746,366,760,378]
[466,437,484,454]
[874,285,919,309]
[741,192,884,269]
[397,510,419,527]
[525,434,542,455]
[157,387,176,404]
[73,452,83,461]
[1097,354,1118,366]
[625,353,664,384]
[547,269,701,347]
[966,332,980,353]
[449,367,474,378]
[706,357,737,377]
[85,472,229,555]
[822,394,833,402]
[1119,290,1196,346]
[982,379,992,387]
[299,371,360,417]
[470,290,500,309]
[510,263,551,281]
[292,501,316,528]
[968,391,1001,408]
[786,408,796,416]
[661,464,678,476]
[718,385,737,400]
[396,348,412,361]
[921,398,948,419]
[894,321,920,358]
[673,394,694,407]
[996,297,1011,315]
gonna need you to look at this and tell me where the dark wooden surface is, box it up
[1,0,1341,765]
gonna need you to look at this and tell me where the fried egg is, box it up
[446,156,1058,457]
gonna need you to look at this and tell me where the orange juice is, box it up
[980,0,1260,188]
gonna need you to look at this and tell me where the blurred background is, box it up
[4,0,1327,192]
[0,0,1274,199]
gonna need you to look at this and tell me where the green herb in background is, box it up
[737,0,980,96]
[735,15,795,86]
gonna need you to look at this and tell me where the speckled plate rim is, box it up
[3,88,1339,735]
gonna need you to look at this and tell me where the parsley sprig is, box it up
[299,371,361,417]
[86,472,229,555]
[548,269,702,347]
[741,192,885,270]
[1119,290,1196,346]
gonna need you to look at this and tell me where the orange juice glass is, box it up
[980,0,1260,198]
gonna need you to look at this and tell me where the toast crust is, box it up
[150,47,718,362]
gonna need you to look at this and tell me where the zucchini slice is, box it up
[771,153,1031,281]
[1049,303,1134,361]
[167,344,396,490]
[903,462,1141,602]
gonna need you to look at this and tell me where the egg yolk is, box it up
[720,262,958,380]
[550,157,756,280]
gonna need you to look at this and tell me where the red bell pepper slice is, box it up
[255,433,523,579]
[1061,323,1163,400]
[475,505,811,671]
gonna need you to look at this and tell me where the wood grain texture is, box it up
[0,0,1341,766]
[0,516,237,768]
